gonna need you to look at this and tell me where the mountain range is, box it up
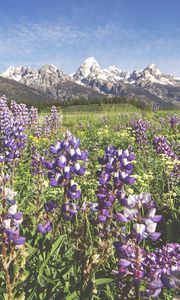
[1,57,180,108]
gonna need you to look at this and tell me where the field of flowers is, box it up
[0,95,179,300]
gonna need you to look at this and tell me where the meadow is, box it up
[0,97,179,300]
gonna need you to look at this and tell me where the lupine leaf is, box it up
[37,235,64,283]
[95,278,114,285]
[66,291,78,300]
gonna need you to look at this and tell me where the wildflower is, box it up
[153,136,178,160]
[130,118,149,148]
[44,131,87,221]
[37,221,53,234]
[95,145,136,225]
[1,188,25,247]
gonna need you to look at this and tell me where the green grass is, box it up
[59,103,180,128]
[61,103,143,113]
[1,101,179,300]
[61,103,145,126]
[40,103,180,128]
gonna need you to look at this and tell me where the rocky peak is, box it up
[40,64,58,74]
[128,64,176,86]
[38,64,69,81]
[143,64,162,77]
[1,58,180,107]
[106,65,129,81]
[1,66,30,81]
[73,57,101,81]
[83,56,100,68]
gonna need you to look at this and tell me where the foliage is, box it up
[0,96,179,299]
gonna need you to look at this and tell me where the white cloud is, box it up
[0,19,179,76]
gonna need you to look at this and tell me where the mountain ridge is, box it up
[1,57,180,108]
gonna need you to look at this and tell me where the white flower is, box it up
[145,219,157,233]
[75,163,80,171]
[134,223,146,235]
[8,204,18,215]
[124,207,138,219]
[4,188,17,201]
[139,192,151,204]
[122,158,128,165]
[69,148,75,156]
[2,219,11,229]
[147,208,156,217]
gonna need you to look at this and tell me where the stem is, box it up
[135,285,140,300]
[3,261,12,300]
[11,158,16,186]
[134,246,140,300]
[35,173,42,225]
[79,209,87,299]
[1,178,13,300]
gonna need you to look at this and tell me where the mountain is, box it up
[0,76,53,107]
[1,58,180,108]
[72,57,180,107]
[73,57,129,90]
[1,64,103,102]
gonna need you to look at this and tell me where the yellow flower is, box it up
[126,188,134,195]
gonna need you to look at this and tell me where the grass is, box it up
[1,100,179,300]
[59,103,180,126]
[61,103,144,126]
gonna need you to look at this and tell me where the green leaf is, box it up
[41,274,56,285]
[37,235,64,283]
[26,287,36,300]
[95,278,114,286]
[66,291,78,300]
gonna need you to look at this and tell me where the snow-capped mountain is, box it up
[128,64,178,86]
[72,58,180,106]
[1,64,103,101]
[73,57,129,93]
[1,57,180,107]
[73,57,180,88]
[1,64,69,99]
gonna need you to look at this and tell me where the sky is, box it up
[0,0,180,76]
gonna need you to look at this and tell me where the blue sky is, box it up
[0,0,180,75]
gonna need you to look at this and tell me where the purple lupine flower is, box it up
[95,145,136,226]
[44,131,87,221]
[44,200,58,212]
[10,100,30,127]
[61,202,80,221]
[120,193,162,241]
[169,114,179,130]
[29,106,38,130]
[37,220,52,234]
[30,148,46,176]
[1,121,27,167]
[43,115,51,137]
[153,136,178,160]
[2,188,26,247]
[0,96,14,136]
[50,105,61,134]
[113,192,163,298]
[145,243,180,297]
[114,238,146,279]
[130,118,149,147]
[112,191,180,299]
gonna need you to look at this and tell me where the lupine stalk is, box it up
[153,136,178,160]
[0,183,25,299]
[31,147,46,224]
[37,131,87,233]
[169,114,179,131]
[130,118,149,148]
[113,192,180,298]
[79,145,136,299]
